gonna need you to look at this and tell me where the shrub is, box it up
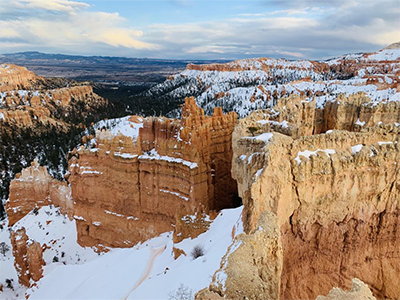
[5,279,13,289]
[190,244,205,260]
[0,242,10,256]
[168,283,193,300]
[53,256,59,263]
[248,126,260,136]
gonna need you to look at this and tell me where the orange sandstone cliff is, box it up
[68,97,238,247]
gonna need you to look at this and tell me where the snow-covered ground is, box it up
[94,116,144,140]
[1,205,243,300]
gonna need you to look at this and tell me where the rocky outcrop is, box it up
[68,97,238,247]
[316,278,377,300]
[0,84,106,130]
[6,159,72,226]
[200,93,400,300]
[0,64,39,92]
[10,227,44,287]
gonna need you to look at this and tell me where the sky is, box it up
[0,0,399,60]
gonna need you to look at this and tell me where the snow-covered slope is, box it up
[0,205,98,300]
[1,205,243,299]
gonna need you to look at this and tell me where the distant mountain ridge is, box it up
[0,51,227,65]
[0,52,228,83]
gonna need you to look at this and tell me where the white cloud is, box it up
[2,0,89,13]
[275,50,304,58]
[0,0,158,53]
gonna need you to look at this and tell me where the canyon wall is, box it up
[199,94,400,300]
[68,97,238,247]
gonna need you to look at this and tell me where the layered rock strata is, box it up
[200,94,400,300]
[6,159,72,226]
[68,97,238,247]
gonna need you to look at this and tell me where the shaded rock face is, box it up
[6,158,72,226]
[200,94,400,300]
[10,228,44,287]
[68,97,238,247]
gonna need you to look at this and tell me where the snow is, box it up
[351,144,363,155]
[245,132,273,143]
[139,149,198,169]
[0,112,4,120]
[0,206,98,299]
[377,141,394,146]
[113,152,138,159]
[94,116,143,140]
[355,118,366,126]
[159,189,189,201]
[22,206,244,300]
[366,49,400,61]
[295,149,336,164]
[257,119,289,128]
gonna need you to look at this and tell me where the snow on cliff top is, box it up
[94,116,143,139]
[365,48,400,61]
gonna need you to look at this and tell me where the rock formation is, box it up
[6,159,72,226]
[0,84,106,130]
[199,93,400,300]
[68,97,238,247]
[316,278,377,300]
[140,45,400,118]
[10,227,44,287]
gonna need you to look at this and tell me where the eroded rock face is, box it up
[0,85,106,130]
[6,159,72,226]
[207,211,282,300]
[200,94,400,300]
[316,278,377,300]
[10,227,44,287]
[68,97,238,247]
